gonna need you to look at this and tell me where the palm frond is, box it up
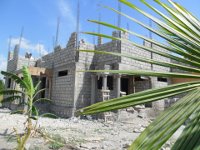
[172,110,200,150]
[119,0,200,52]
[34,81,41,91]
[1,71,28,89]
[22,66,35,96]
[80,69,200,79]
[33,98,52,104]
[32,105,39,118]
[79,0,200,149]
[1,96,22,103]
[11,110,25,114]
[80,47,200,73]
[77,81,200,115]
[40,113,58,119]
[102,3,200,56]
[33,89,46,100]
[129,89,200,149]
[0,89,25,96]
[87,19,200,62]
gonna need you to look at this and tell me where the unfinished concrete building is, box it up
[5,31,170,118]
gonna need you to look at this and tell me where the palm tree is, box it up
[77,0,200,149]
[0,66,55,150]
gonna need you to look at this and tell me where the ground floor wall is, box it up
[50,63,76,117]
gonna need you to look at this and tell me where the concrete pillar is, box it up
[116,74,121,98]
[91,74,96,104]
[102,74,108,90]
[48,77,52,99]
[45,77,49,98]
[98,37,103,45]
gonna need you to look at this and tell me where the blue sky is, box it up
[0,0,199,79]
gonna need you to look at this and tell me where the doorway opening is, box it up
[41,77,46,98]
[121,78,129,95]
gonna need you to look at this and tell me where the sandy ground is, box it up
[0,108,181,150]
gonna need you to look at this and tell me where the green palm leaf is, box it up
[78,0,200,149]
[0,89,25,96]
[1,95,22,103]
[32,105,39,118]
[80,48,200,73]
[77,81,200,115]
[22,66,35,96]
[80,69,200,79]
[40,113,58,119]
[172,110,200,150]
[11,110,25,114]
[129,89,200,150]
[1,71,28,89]
[102,2,200,56]
[33,98,52,104]
[87,19,200,62]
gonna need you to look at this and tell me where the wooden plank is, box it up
[15,67,53,77]
[171,77,199,84]
[28,67,53,77]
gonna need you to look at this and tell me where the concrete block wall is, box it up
[143,41,170,72]
[51,63,76,117]
[151,44,170,72]
[5,30,172,117]
[96,75,117,102]
[151,77,168,110]
[74,42,95,110]
[135,80,150,93]
[17,58,36,70]
[49,33,78,117]
[95,40,121,66]
[119,31,151,71]
[37,52,54,69]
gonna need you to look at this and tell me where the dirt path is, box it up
[0,108,181,150]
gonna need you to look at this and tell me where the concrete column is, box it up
[98,37,103,45]
[132,77,136,93]
[49,77,52,99]
[45,77,48,98]
[116,74,121,98]
[91,74,96,104]
[102,74,108,90]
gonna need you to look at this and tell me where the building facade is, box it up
[5,31,170,118]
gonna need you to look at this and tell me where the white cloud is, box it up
[11,37,48,56]
[0,55,7,80]
[57,0,76,28]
